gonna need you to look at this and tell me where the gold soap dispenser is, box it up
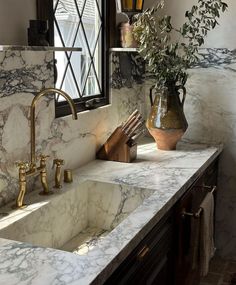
[64,169,73,183]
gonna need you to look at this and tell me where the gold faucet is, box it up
[15,161,28,208]
[15,88,78,208]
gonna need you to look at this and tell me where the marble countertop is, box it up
[0,138,223,285]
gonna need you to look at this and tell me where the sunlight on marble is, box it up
[0,140,221,285]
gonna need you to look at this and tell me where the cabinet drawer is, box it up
[105,210,174,285]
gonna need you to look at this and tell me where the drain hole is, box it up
[0,213,9,218]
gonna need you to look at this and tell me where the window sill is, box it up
[55,97,109,118]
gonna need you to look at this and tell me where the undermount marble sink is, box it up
[0,180,154,255]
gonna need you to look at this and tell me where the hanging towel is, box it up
[199,192,215,277]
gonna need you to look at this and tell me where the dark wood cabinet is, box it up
[104,210,175,285]
[104,158,218,285]
[175,158,218,285]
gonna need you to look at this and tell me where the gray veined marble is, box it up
[110,52,145,89]
[184,47,236,258]
[196,48,236,69]
[0,47,145,208]
[0,45,82,52]
[0,50,54,97]
[0,42,233,283]
[0,139,222,285]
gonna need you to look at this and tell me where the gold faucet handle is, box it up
[15,161,30,170]
[52,159,65,168]
[37,154,50,161]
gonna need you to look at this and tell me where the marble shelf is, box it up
[0,45,82,52]
[110,47,138,52]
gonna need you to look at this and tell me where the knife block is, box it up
[96,127,137,163]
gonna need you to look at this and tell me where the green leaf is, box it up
[132,0,227,89]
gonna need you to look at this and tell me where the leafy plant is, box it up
[132,0,228,90]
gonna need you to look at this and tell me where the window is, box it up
[42,0,111,117]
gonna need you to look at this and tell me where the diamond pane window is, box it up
[53,0,103,102]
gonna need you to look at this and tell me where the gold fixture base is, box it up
[12,204,28,210]
[39,191,54,196]
[53,185,62,189]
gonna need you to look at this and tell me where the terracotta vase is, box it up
[146,84,188,150]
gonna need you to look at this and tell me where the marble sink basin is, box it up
[0,180,154,254]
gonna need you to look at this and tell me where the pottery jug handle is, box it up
[177,85,186,108]
[149,86,155,106]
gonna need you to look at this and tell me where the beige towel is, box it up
[199,192,215,277]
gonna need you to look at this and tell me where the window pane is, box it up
[54,0,80,47]
[82,31,102,97]
[54,0,102,101]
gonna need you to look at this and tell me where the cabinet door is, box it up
[175,187,201,285]
[132,221,174,285]
[104,211,174,285]
[140,242,174,285]
[174,159,218,285]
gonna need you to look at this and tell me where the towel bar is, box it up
[181,186,217,218]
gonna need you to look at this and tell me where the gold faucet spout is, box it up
[15,88,77,208]
[30,88,78,166]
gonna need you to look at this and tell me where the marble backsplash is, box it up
[143,47,236,258]
[1,46,236,259]
[183,48,236,258]
[0,49,145,207]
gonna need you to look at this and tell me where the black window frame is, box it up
[37,0,116,118]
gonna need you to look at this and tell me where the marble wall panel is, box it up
[183,48,236,258]
[0,49,145,208]
[0,50,54,205]
[142,47,236,258]
[142,0,236,259]
[3,45,235,260]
